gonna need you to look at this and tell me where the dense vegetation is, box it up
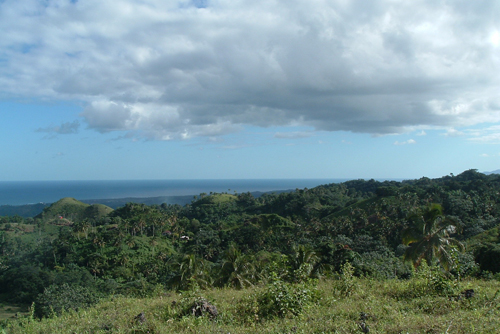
[0,169,499,332]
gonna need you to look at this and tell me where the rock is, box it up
[462,289,475,299]
[134,312,146,324]
[359,321,370,333]
[189,298,218,319]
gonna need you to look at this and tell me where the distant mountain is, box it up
[483,169,500,175]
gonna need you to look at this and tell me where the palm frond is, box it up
[402,203,464,271]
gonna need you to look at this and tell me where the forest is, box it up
[0,169,499,333]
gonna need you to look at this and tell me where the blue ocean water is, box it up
[0,179,345,206]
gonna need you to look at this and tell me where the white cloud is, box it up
[466,125,500,143]
[2,0,500,140]
[443,128,465,137]
[36,120,80,137]
[274,131,312,139]
[394,139,416,145]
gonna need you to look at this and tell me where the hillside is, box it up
[0,169,500,329]
[34,197,113,223]
[5,278,500,333]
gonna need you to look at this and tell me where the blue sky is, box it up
[1,0,500,181]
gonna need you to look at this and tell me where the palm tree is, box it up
[218,244,256,288]
[170,254,211,290]
[287,244,319,282]
[402,203,464,271]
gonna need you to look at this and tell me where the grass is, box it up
[0,303,27,321]
[196,193,238,206]
[35,197,113,223]
[3,277,499,333]
[0,223,34,233]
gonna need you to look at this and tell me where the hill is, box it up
[35,197,113,223]
[1,169,500,327]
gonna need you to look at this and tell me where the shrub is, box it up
[404,262,458,298]
[35,283,100,318]
[255,273,320,319]
[336,261,357,296]
[475,243,500,274]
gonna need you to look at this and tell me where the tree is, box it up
[287,245,319,282]
[217,244,256,288]
[170,254,211,290]
[402,203,464,271]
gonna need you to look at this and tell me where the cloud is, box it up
[274,131,312,139]
[2,0,500,140]
[443,128,465,137]
[468,126,500,143]
[53,152,65,158]
[394,139,416,145]
[36,120,80,136]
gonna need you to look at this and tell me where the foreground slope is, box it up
[5,278,499,333]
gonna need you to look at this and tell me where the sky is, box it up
[1,0,500,181]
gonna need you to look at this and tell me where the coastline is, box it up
[0,179,343,207]
[0,189,294,217]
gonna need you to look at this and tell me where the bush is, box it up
[336,262,357,296]
[404,262,458,298]
[35,283,100,318]
[353,253,412,279]
[255,273,320,319]
[475,243,500,274]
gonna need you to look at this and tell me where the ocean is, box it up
[0,179,345,206]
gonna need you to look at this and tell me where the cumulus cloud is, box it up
[36,120,80,136]
[2,0,500,140]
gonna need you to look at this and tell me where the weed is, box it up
[336,262,357,296]
[254,273,320,319]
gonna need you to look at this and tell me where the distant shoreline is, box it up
[0,179,344,207]
[0,189,294,217]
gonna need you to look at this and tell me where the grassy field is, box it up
[0,303,27,321]
[2,277,499,333]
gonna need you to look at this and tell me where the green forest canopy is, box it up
[0,169,499,315]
